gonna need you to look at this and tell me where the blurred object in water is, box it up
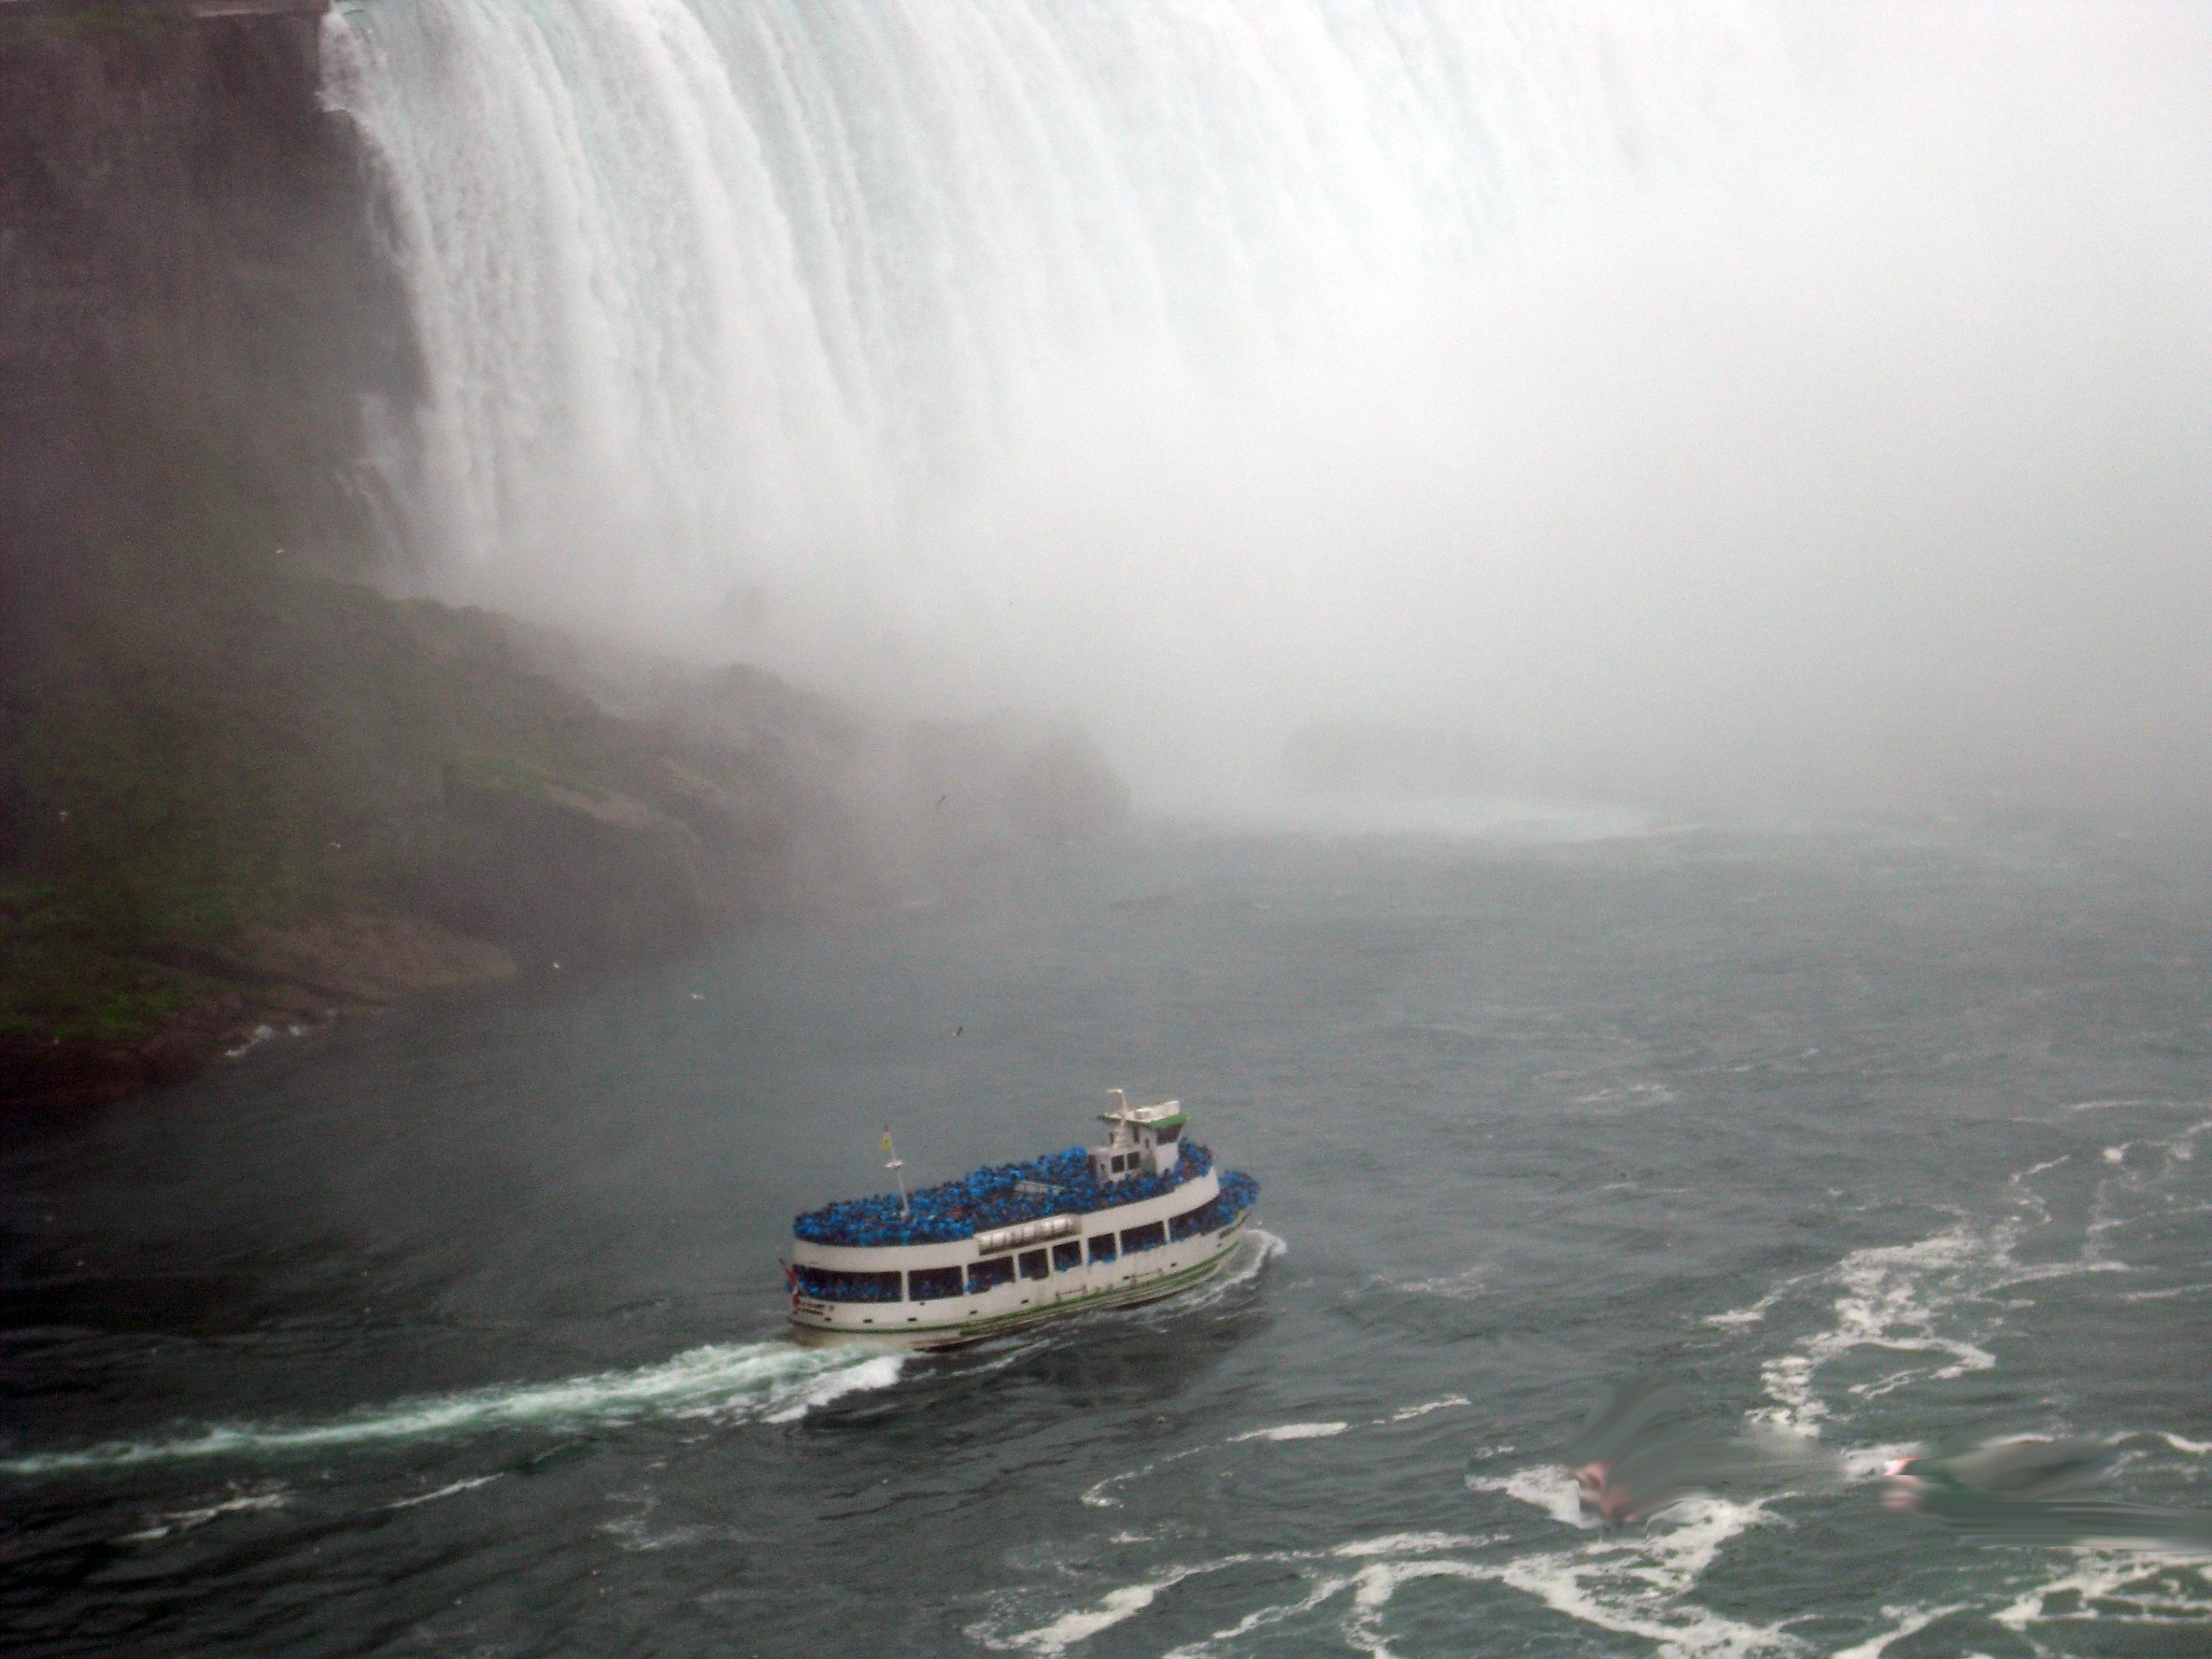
[1562,1373,1817,1526]
[1882,1434,2212,1551]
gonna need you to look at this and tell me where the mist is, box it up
[339,1,2212,826]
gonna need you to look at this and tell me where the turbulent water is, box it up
[6,820,2211,1655]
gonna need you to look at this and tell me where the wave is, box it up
[1099,1225,1284,1334]
[2,1341,903,1477]
[978,1513,1834,1659]
[1991,1550,2212,1633]
[115,1487,290,1543]
[1713,1119,2212,1440]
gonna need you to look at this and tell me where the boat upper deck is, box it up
[794,1141,1221,1249]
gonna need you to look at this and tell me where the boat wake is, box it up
[1148,1226,1285,1317]
[1,1341,904,1477]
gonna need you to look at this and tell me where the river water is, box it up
[5,817,2211,1656]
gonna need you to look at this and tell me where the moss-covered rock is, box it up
[0,5,1135,1110]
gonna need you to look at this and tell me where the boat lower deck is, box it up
[788,1219,1249,1350]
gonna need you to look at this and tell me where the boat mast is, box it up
[882,1126,910,1217]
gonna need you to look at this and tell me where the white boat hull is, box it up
[788,1213,1251,1351]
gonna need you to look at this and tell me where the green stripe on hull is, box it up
[790,1225,1249,1350]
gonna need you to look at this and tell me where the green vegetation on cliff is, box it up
[0,4,1131,1107]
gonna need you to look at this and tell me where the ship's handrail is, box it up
[794,1141,1219,1249]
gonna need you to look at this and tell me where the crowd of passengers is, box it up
[792,1142,1218,1249]
[792,1172,1260,1304]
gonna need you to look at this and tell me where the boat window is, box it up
[908,1266,963,1302]
[793,1266,902,1303]
[1155,1125,1180,1143]
[1121,1221,1166,1255]
[1172,1189,1241,1239]
[1052,1241,1083,1272]
[1089,1235,1117,1264]
[968,1255,1016,1294]
[1018,1249,1049,1280]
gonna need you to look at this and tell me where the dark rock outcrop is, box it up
[0,5,1138,1111]
[432,771,712,968]
[1,0,410,641]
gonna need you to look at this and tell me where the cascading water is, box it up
[321,1,1782,715]
[316,4,2212,814]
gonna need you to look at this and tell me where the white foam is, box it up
[1156,1227,1284,1314]
[761,1352,905,1423]
[1231,1421,1349,1442]
[1743,1205,2140,1439]
[1332,1530,1495,1558]
[1702,1264,1825,1331]
[385,1473,501,1509]
[1396,1497,1794,1658]
[1011,1506,1806,1659]
[1111,1227,1284,1331]
[1388,1394,1470,1422]
[1488,1520,1796,1659]
[223,1024,280,1059]
[994,1534,1491,1658]
[1828,1604,1967,1658]
[997,1560,1239,1654]
[2164,1434,2212,1455]
[1991,1551,2212,1630]
[117,1487,288,1542]
[1571,1082,1680,1107]
[5,1341,904,1475]
[1161,1571,1357,1658]
[1081,1441,1212,1508]
[1375,1266,1487,1299]
[1467,1464,1586,1527]
[600,1490,741,1553]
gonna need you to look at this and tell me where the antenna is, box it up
[881,1125,910,1217]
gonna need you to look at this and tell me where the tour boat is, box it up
[784,1091,1260,1348]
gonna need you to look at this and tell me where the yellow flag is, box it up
[881,1130,894,1152]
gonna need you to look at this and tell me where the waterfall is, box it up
[322,1,1782,635]
[312,5,2212,815]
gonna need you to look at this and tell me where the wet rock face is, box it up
[231,914,515,1004]
[0,7,1144,1110]
[0,910,513,1111]
[432,772,714,969]
[1,1,409,618]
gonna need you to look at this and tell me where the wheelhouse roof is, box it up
[1101,1099,1188,1129]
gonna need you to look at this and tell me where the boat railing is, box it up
[794,1142,1218,1249]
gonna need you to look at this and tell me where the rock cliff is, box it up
[0,4,1130,1110]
